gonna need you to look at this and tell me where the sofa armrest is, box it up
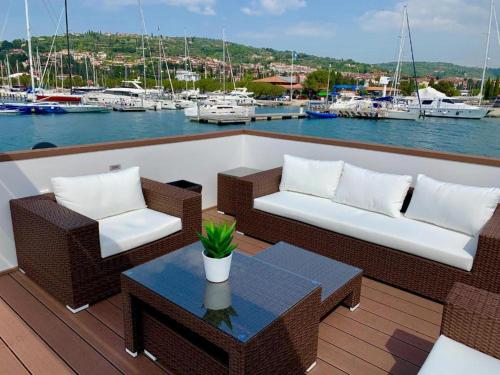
[232,168,282,215]
[472,205,500,294]
[441,282,500,359]
[10,194,97,232]
[141,178,201,240]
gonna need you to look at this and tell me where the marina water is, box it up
[0,106,499,158]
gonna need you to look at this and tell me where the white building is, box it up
[175,69,200,82]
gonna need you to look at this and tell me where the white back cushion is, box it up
[333,163,412,217]
[405,174,499,236]
[52,166,147,220]
[279,154,344,199]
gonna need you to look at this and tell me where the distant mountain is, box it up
[376,61,499,79]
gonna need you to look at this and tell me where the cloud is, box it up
[241,0,306,16]
[93,0,216,16]
[359,0,488,33]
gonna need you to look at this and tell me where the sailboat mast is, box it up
[24,0,36,99]
[406,10,421,111]
[290,51,294,101]
[64,0,73,92]
[222,29,226,94]
[184,32,188,91]
[392,6,407,98]
[138,0,147,93]
[479,0,494,105]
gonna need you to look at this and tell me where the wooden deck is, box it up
[0,209,442,374]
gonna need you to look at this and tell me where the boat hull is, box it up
[305,110,338,119]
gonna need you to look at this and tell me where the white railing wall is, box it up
[0,131,499,272]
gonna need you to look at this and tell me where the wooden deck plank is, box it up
[0,275,120,375]
[10,272,167,375]
[359,297,440,338]
[0,298,73,374]
[362,277,443,314]
[324,312,428,367]
[361,284,442,325]
[106,293,123,310]
[317,338,388,375]
[319,323,419,375]
[0,338,30,375]
[310,358,348,375]
[335,306,435,352]
[88,300,124,338]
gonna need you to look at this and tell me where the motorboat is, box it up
[184,101,255,121]
[305,110,338,119]
[408,87,489,119]
[82,80,161,110]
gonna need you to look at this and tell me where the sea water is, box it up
[0,106,498,157]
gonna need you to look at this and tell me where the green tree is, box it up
[430,80,459,96]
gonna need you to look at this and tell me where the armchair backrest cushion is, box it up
[405,174,499,236]
[333,163,412,218]
[51,166,147,220]
[279,154,344,199]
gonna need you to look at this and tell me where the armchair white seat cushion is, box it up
[418,335,500,375]
[98,208,182,258]
[51,166,147,220]
[405,174,499,236]
[279,154,344,199]
[254,191,477,271]
[333,163,412,217]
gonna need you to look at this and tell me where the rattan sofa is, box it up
[232,167,500,302]
[10,178,201,312]
[418,282,499,374]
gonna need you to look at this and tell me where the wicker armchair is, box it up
[418,283,500,374]
[10,178,201,312]
[232,168,500,302]
[441,282,499,358]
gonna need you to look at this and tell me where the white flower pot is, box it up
[202,251,232,283]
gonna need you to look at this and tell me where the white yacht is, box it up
[329,93,372,111]
[408,87,489,119]
[82,80,161,110]
[184,101,255,121]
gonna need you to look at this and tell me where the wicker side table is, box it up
[217,167,261,215]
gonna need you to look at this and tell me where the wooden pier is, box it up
[190,112,307,125]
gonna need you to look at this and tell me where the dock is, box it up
[190,112,307,125]
[112,106,146,112]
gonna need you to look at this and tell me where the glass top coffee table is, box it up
[121,242,321,375]
[255,242,363,317]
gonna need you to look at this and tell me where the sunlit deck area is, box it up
[0,209,443,375]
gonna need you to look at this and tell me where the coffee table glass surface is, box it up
[123,242,319,343]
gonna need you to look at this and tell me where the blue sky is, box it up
[1,0,499,67]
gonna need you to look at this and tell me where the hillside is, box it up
[377,61,499,79]
[1,31,498,79]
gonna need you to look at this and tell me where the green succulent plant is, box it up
[197,221,237,259]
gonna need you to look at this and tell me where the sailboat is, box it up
[184,30,254,121]
[384,6,420,121]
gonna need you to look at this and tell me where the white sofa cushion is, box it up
[406,175,499,236]
[254,191,477,271]
[333,163,412,217]
[98,208,182,258]
[279,154,344,199]
[418,335,500,375]
[52,166,147,220]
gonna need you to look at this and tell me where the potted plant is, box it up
[197,221,237,283]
